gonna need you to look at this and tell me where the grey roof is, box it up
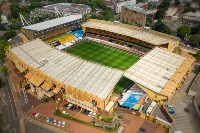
[22,15,82,31]
[123,2,157,15]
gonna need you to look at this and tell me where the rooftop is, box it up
[124,47,186,97]
[123,2,157,15]
[22,15,82,31]
[10,39,123,99]
[82,19,179,46]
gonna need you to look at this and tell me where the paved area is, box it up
[122,114,168,133]
[169,63,200,133]
[29,100,106,133]
[25,120,56,133]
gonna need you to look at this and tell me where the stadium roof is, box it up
[82,19,179,46]
[11,39,123,99]
[124,47,185,97]
[22,15,82,31]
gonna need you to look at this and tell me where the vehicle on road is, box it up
[34,113,40,118]
[62,121,65,128]
[58,121,61,127]
[49,118,53,124]
[54,119,57,126]
[46,118,49,123]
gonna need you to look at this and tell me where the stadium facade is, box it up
[82,19,179,52]
[21,15,82,40]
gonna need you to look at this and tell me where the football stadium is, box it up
[6,17,195,113]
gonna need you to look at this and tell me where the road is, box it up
[169,63,200,133]
[25,120,56,133]
[0,60,19,133]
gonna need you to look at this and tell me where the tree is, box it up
[150,20,172,34]
[174,0,180,5]
[177,25,191,39]
[0,24,6,31]
[1,64,8,74]
[3,30,17,40]
[189,34,200,47]
[196,50,200,61]
[191,25,200,35]
[0,40,11,59]
[0,77,2,87]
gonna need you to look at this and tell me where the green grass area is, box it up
[101,117,113,123]
[66,41,140,70]
[114,76,133,94]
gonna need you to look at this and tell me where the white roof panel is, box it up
[124,47,185,94]
[11,39,123,99]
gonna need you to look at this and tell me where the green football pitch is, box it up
[66,41,140,70]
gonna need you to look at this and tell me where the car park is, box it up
[49,118,53,124]
[54,119,57,126]
[58,121,61,127]
[34,113,40,118]
[62,121,65,128]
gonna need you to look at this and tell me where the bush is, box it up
[1,64,8,74]
[3,30,17,40]
[101,117,113,123]
[25,83,30,89]
[189,34,200,48]
[177,25,191,39]
[41,98,50,104]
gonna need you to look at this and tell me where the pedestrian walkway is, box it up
[169,63,198,133]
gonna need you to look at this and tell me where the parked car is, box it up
[49,118,53,124]
[32,112,36,117]
[67,103,72,109]
[88,111,92,117]
[34,113,39,118]
[62,121,65,128]
[58,121,61,127]
[139,127,146,132]
[46,118,49,123]
[70,106,77,111]
[62,111,68,115]
[54,119,57,126]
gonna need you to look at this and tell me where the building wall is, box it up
[84,27,155,48]
[120,6,146,27]
[6,48,107,112]
[21,29,35,40]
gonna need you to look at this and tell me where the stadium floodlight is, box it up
[54,6,64,18]
[19,13,31,27]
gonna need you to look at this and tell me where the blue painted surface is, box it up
[122,94,143,108]
[71,30,83,38]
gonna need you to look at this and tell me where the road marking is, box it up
[17,85,22,99]
[1,93,7,106]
